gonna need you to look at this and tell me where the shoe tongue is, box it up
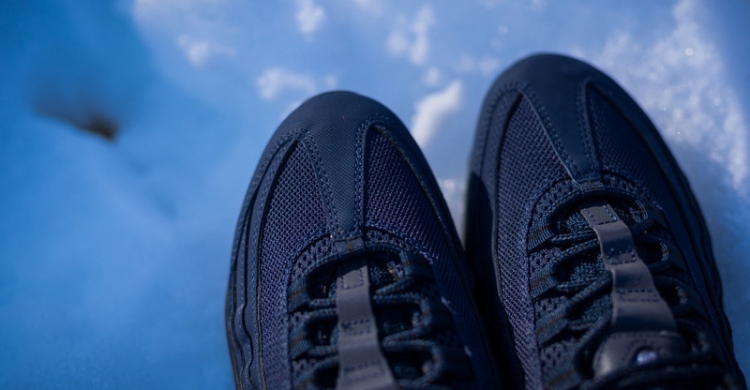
[560,199,638,235]
[309,252,402,300]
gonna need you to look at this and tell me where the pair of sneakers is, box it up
[225,54,746,389]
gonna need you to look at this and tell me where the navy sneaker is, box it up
[464,54,746,389]
[226,91,499,389]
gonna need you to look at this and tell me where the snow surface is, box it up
[1,0,748,387]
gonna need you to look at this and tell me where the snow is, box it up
[1,0,748,387]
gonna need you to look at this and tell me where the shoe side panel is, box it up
[228,130,302,389]
[257,143,328,389]
[466,89,537,390]
[469,85,570,389]
[365,126,500,389]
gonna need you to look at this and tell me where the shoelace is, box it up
[287,244,472,390]
[528,184,727,390]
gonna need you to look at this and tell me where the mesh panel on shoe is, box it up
[291,236,333,284]
[260,143,328,389]
[364,129,445,251]
[494,96,568,385]
[363,127,470,342]
[540,339,576,373]
[529,249,559,280]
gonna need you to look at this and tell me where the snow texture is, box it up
[1,0,748,387]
